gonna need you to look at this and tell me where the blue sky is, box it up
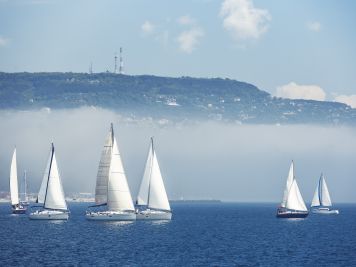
[0,0,356,105]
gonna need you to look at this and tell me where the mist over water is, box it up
[0,107,355,203]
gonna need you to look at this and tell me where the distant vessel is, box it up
[311,174,339,214]
[276,161,308,218]
[136,138,172,220]
[86,124,136,221]
[29,143,69,220]
[9,148,27,214]
[19,170,29,207]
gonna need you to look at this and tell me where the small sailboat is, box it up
[136,138,172,220]
[86,124,136,221]
[276,161,309,218]
[19,170,29,207]
[311,174,339,214]
[29,143,69,220]
[9,148,27,214]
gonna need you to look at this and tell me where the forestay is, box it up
[37,150,51,204]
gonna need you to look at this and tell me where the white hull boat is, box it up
[312,207,339,215]
[135,138,172,220]
[86,124,136,221]
[86,211,136,221]
[29,209,69,220]
[30,143,69,220]
[311,174,339,215]
[136,209,172,220]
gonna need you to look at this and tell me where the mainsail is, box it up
[9,148,19,206]
[136,138,170,211]
[107,137,135,211]
[94,124,113,205]
[281,161,294,208]
[43,148,67,211]
[311,174,332,207]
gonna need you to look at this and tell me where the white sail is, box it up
[147,149,171,211]
[9,148,19,206]
[286,179,307,211]
[37,150,52,204]
[136,143,153,205]
[94,125,113,205]
[320,176,332,206]
[107,137,135,211]
[44,149,67,211]
[281,161,294,208]
[311,185,320,207]
[311,174,332,207]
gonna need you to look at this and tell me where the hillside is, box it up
[0,72,355,124]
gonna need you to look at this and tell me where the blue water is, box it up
[0,203,355,266]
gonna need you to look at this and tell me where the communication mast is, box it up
[119,47,124,74]
[114,53,118,74]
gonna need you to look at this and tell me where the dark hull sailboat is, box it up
[276,208,308,218]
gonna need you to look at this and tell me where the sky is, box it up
[0,108,356,203]
[0,0,356,106]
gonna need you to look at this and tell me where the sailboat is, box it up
[311,174,339,214]
[86,123,136,221]
[29,143,69,220]
[9,148,27,214]
[19,170,29,207]
[136,138,172,220]
[276,161,309,218]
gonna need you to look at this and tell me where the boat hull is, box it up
[312,208,339,215]
[136,210,172,220]
[29,210,69,220]
[86,211,136,221]
[276,208,308,218]
[12,205,27,214]
[12,208,27,214]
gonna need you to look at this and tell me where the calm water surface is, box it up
[0,203,355,266]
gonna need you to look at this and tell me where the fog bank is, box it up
[0,107,355,203]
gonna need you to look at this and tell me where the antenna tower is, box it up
[114,53,118,74]
[119,47,124,74]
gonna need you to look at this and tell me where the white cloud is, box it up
[0,36,9,46]
[276,82,326,101]
[334,95,356,108]
[177,28,204,53]
[220,0,271,40]
[307,21,321,32]
[178,15,195,26]
[141,21,155,35]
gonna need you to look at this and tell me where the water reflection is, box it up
[104,220,135,228]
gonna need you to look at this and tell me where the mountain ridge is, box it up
[0,72,355,124]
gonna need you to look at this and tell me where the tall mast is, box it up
[43,143,55,206]
[147,137,154,206]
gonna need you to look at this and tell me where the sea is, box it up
[0,202,355,266]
